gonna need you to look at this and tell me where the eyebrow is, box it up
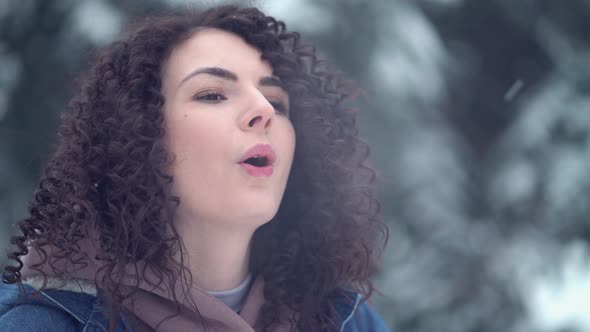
[259,76,284,89]
[177,66,285,89]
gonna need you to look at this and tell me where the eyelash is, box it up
[269,101,288,115]
[193,90,289,115]
[193,90,227,102]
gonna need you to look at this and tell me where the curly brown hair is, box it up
[3,4,388,332]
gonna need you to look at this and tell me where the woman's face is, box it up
[161,29,295,228]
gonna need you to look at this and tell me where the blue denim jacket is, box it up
[0,281,390,331]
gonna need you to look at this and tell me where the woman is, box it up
[0,4,389,332]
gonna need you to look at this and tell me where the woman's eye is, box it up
[193,90,227,102]
[270,101,289,115]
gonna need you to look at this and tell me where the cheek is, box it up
[279,123,296,165]
[165,114,228,197]
[286,123,296,151]
[166,113,222,160]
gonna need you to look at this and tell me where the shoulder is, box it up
[343,300,391,332]
[0,281,78,331]
[331,289,392,332]
[0,280,131,332]
[0,302,78,331]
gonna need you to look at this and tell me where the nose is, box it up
[239,92,275,133]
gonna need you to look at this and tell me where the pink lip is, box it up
[240,163,273,177]
[238,144,276,177]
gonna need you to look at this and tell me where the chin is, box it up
[237,195,281,219]
[240,207,279,225]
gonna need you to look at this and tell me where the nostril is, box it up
[248,116,262,127]
[248,116,272,129]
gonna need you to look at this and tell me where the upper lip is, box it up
[238,144,276,165]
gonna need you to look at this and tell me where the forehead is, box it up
[162,28,273,84]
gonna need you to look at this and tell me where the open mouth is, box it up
[242,156,269,167]
[239,144,276,177]
[240,155,273,177]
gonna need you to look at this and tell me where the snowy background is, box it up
[1,0,589,331]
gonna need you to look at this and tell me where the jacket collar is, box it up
[21,242,362,331]
[26,277,362,331]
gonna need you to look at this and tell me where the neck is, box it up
[176,218,254,292]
